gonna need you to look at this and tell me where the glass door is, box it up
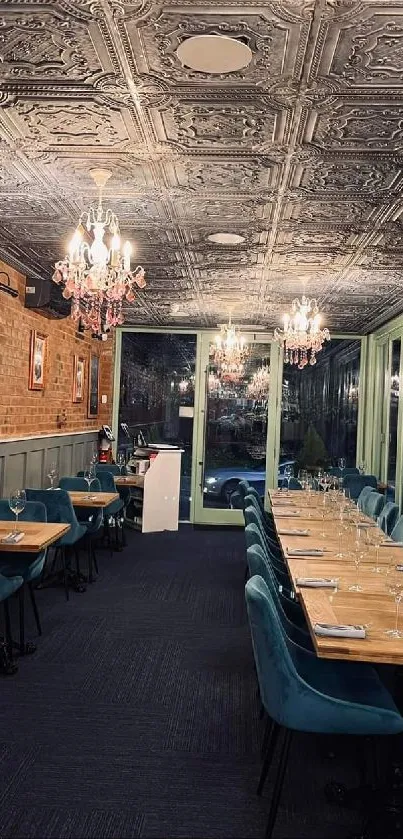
[193,332,281,525]
[386,338,401,501]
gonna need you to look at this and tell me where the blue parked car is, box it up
[203,460,296,503]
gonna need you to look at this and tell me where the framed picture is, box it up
[88,354,100,418]
[72,355,85,403]
[29,330,47,390]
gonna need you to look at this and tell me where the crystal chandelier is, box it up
[210,318,249,381]
[247,364,270,400]
[52,169,146,336]
[274,296,330,369]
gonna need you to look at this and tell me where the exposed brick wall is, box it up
[0,260,114,439]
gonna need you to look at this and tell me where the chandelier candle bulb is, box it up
[123,241,132,271]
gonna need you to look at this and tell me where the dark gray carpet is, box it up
[0,527,363,838]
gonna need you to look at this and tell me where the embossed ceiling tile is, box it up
[124,7,308,86]
[290,156,403,193]
[0,194,63,218]
[171,157,279,191]
[3,102,140,149]
[281,199,383,224]
[316,4,403,89]
[41,155,153,192]
[358,250,403,268]
[270,250,343,268]
[274,229,356,249]
[153,101,288,150]
[106,197,166,224]
[173,198,272,222]
[0,8,114,82]
[304,100,403,151]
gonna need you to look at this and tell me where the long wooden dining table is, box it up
[269,488,403,665]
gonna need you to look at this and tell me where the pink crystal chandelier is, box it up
[52,169,145,336]
[209,318,249,382]
[247,364,270,400]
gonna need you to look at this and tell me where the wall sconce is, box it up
[0,271,18,298]
[56,409,67,429]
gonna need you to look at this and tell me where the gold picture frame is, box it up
[29,330,47,390]
[72,355,85,403]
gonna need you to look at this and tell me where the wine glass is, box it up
[358,461,366,475]
[9,489,26,535]
[116,452,126,475]
[83,467,93,497]
[385,571,403,638]
[348,528,365,591]
[47,461,58,489]
[338,457,346,471]
[284,464,293,493]
[367,526,385,573]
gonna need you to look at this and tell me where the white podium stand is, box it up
[126,447,182,533]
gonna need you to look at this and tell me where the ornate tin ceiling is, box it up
[1,0,403,333]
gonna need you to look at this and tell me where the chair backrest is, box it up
[245,575,312,728]
[328,467,341,477]
[94,463,127,477]
[391,515,403,543]
[246,544,303,638]
[238,480,251,497]
[0,499,46,523]
[343,474,377,500]
[59,477,101,493]
[25,488,79,526]
[378,502,399,536]
[357,486,376,511]
[95,468,116,493]
[364,491,386,520]
[343,467,360,475]
[288,477,302,490]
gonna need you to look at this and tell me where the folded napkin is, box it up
[381,541,403,547]
[287,548,324,557]
[278,528,309,536]
[1,531,25,544]
[314,623,366,639]
[273,499,295,505]
[296,577,338,588]
[396,565,403,571]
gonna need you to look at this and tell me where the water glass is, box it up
[385,571,403,638]
[338,457,346,470]
[47,461,58,489]
[116,452,126,475]
[84,467,93,496]
[367,527,385,573]
[284,464,293,492]
[9,489,26,534]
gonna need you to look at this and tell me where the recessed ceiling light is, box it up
[208,232,246,245]
[176,35,253,75]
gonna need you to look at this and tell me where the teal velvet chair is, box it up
[0,571,25,673]
[391,515,403,543]
[245,574,403,839]
[94,468,125,550]
[288,477,302,490]
[0,500,47,653]
[247,544,312,651]
[230,479,251,510]
[378,502,399,535]
[26,489,87,600]
[245,523,305,628]
[92,463,131,509]
[364,491,386,520]
[59,477,102,583]
[243,502,283,567]
[343,474,377,500]
[357,486,376,512]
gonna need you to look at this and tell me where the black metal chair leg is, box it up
[121,517,127,547]
[264,728,293,839]
[258,720,280,796]
[74,546,81,579]
[18,585,25,655]
[114,515,120,551]
[260,713,273,757]
[61,547,69,600]
[3,599,13,659]
[87,539,93,583]
[27,581,42,636]
[92,544,99,575]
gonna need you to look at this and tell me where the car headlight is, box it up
[205,477,217,485]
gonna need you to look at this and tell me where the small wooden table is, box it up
[0,521,70,553]
[114,475,144,488]
[68,491,119,508]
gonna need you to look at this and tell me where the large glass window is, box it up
[203,344,271,509]
[280,339,361,472]
[387,338,401,496]
[118,332,197,520]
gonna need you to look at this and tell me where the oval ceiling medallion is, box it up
[208,232,246,245]
[176,35,253,74]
